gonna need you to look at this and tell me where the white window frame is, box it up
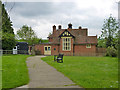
[86,44,91,48]
[62,37,71,51]
[44,46,51,51]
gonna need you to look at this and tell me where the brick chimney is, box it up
[79,26,82,29]
[58,25,62,29]
[68,23,72,29]
[53,25,56,34]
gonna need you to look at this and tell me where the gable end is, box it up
[59,29,75,38]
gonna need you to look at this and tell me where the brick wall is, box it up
[35,44,59,55]
[35,44,44,55]
[51,45,59,55]
[34,43,98,56]
[74,45,96,56]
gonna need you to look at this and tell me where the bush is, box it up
[106,46,117,57]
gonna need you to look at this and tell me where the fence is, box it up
[96,48,106,56]
[0,50,29,55]
[0,48,106,56]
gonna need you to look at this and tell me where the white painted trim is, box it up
[86,44,91,48]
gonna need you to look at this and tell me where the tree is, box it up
[17,25,40,45]
[97,37,106,48]
[17,25,35,40]
[2,3,14,34]
[99,14,119,57]
[0,1,2,49]
[101,15,119,48]
[1,2,16,50]
[118,30,120,59]
[2,33,15,50]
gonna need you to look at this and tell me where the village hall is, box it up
[34,23,97,56]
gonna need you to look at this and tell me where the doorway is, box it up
[44,46,51,55]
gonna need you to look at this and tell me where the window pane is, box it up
[66,43,67,46]
[62,38,71,51]
[48,47,51,51]
[66,47,67,50]
[68,47,70,50]
[68,38,69,41]
[45,47,47,51]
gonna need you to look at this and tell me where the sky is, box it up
[2,0,119,39]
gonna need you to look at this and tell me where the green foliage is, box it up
[0,1,1,49]
[28,36,40,45]
[97,37,106,48]
[118,30,120,59]
[16,25,40,45]
[1,3,15,50]
[41,39,49,43]
[2,33,16,50]
[42,56,118,88]
[2,55,30,89]
[99,15,119,57]
[2,4,14,34]
[17,25,35,40]
[101,15,118,48]
[106,46,117,57]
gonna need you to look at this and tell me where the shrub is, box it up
[106,46,117,57]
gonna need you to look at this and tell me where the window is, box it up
[45,47,47,51]
[86,44,91,48]
[45,46,51,51]
[48,47,51,51]
[62,38,71,51]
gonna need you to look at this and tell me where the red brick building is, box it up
[35,23,97,56]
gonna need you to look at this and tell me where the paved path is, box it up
[26,56,82,88]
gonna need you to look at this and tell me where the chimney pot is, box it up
[68,23,72,29]
[58,25,62,29]
[79,26,82,29]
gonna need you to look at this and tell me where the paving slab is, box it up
[26,56,83,88]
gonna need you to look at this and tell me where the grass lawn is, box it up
[2,55,30,89]
[0,56,2,90]
[41,56,118,88]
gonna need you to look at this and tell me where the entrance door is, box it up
[44,46,51,55]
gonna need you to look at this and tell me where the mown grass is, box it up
[0,55,2,90]
[2,55,30,89]
[41,56,118,88]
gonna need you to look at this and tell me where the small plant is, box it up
[106,46,117,57]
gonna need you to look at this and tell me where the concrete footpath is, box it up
[13,56,84,89]
[27,56,82,88]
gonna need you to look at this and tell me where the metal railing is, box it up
[0,50,28,55]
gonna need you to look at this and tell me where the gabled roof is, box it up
[48,28,97,45]
[59,29,75,38]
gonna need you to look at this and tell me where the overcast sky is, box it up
[2,0,118,39]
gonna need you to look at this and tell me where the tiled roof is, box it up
[74,36,97,44]
[48,28,97,44]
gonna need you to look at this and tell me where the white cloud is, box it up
[32,20,54,39]
[3,0,118,39]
